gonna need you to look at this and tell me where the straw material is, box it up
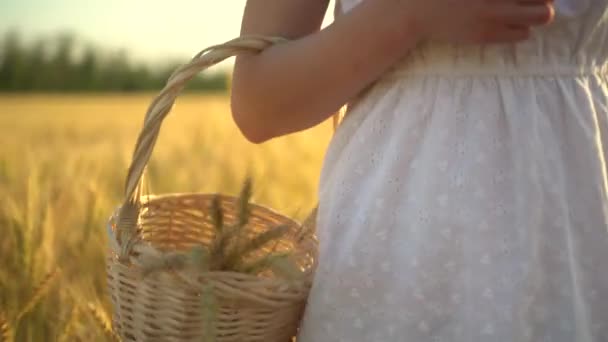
[106,36,320,341]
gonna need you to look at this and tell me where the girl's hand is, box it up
[401,0,555,44]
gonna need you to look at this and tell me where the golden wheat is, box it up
[140,180,301,278]
[58,305,80,342]
[15,268,59,322]
[0,94,331,340]
[87,303,120,342]
[0,312,13,342]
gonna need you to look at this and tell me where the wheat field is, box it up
[0,93,333,341]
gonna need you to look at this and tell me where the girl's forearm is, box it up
[231,0,420,143]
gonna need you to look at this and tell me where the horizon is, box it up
[1,1,336,68]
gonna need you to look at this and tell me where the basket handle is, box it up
[115,36,289,255]
[115,35,343,257]
[122,35,287,205]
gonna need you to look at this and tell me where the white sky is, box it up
[0,0,336,67]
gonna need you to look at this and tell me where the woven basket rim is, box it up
[107,192,318,286]
[138,192,303,225]
[108,265,315,287]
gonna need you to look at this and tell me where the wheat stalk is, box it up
[0,312,14,342]
[208,195,227,270]
[236,177,252,228]
[15,267,59,322]
[189,245,210,271]
[233,231,299,278]
[207,183,251,271]
[58,305,80,342]
[221,178,252,269]
[225,224,290,271]
[87,303,120,342]
[200,283,217,342]
[297,206,317,242]
[237,252,290,276]
[238,224,290,257]
[210,195,224,235]
[141,177,303,279]
[141,251,190,277]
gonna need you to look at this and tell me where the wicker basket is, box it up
[106,36,319,342]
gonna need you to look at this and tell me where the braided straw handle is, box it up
[114,36,288,251]
[122,35,287,204]
[115,35,341,254]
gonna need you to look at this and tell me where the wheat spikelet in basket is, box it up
[106,35,325,342]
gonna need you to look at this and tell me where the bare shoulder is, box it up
[240,0,331,38]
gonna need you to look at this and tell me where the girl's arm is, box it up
[231,0,418,143]
[231,0,554,143]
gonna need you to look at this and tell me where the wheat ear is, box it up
[15,268,59,322]
[0,312,14,342]
[87,303,120,342]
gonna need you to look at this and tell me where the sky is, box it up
[0,0,336,67]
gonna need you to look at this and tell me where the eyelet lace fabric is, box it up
[297,1,608,341]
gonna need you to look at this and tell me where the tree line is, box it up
[0,30,230,92]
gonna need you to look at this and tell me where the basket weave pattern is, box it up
[106,36,318,341]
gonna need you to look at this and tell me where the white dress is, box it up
[297,0,608,341]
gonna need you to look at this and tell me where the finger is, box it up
[492,3,555,26]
